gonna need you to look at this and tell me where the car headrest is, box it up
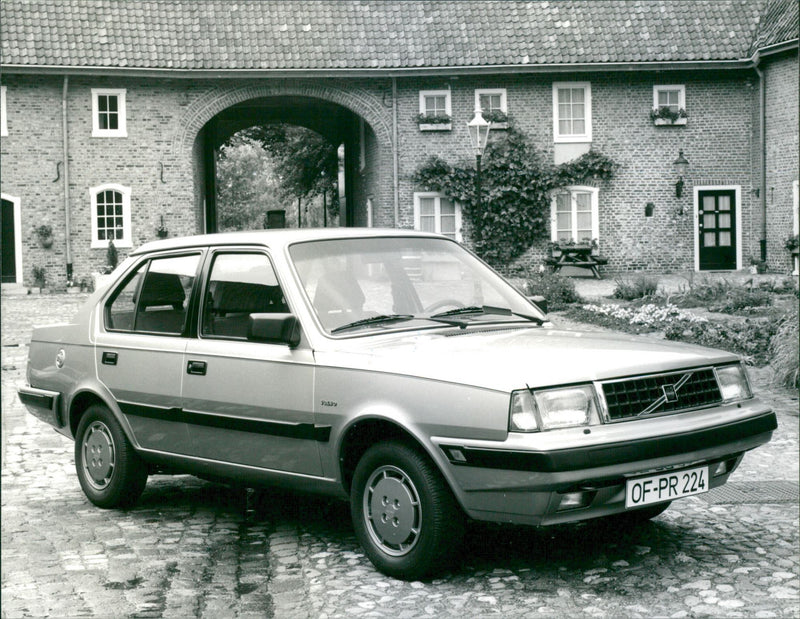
[138,272,185,308]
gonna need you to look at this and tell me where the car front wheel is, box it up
[75,404,148,509]
[350,441,464,580]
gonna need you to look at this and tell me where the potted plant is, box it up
[415,112,452,131]
[550,237,598,252]
[92,240,120,291]
[156,215,169,239]
[35,225,54,248]
[749,256,768,274]
[483,110,509,129]
[30,265,46,293]
[650,107,688,126]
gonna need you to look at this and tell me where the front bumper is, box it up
[434,404,776,526]
[18,386,63,428]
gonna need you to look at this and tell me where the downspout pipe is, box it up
[754,56,767,262]
[392,77,399,227]
[62,76,73,282]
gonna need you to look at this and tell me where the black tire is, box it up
[74,404,148,509]
[350,441,464,580]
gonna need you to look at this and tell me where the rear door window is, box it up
[106,254,201,335]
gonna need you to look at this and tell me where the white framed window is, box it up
[653,85,686,113]
[550,186,600,243]
[414,192,462,241]
[90,184,133,248]
[1,86,7,136]
[475,88,507,115]
[418,90,451,118]
[552,82,592,143]
[91,88,127,137]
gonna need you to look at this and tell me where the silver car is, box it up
[19,229,776,580]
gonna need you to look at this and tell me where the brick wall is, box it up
[395,70,761,274]
[764,52,800,273]
[1,61,797,286]
[0,75,66,287]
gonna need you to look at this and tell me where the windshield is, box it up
[289,236,544,334]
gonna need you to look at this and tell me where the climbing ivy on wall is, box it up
[411,128,618,268]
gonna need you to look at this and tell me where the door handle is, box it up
[101,351,118,366]
[187,360,207,376]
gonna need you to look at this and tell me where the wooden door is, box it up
[698,190,736,270]
[1,198,17,283]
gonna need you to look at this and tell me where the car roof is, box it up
[131,227,444,255]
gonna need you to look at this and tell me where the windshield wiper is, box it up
[430,305,543,325]
[331,314,415,334]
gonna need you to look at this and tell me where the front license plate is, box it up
[625,466,708,508]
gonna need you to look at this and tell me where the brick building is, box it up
[1,0,797,288]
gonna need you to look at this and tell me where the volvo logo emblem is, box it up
[638,371,694,416]
[662,384,679,403]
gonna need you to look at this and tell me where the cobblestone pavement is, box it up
[2,293,798,618]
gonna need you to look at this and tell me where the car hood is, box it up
[314,325,737,392]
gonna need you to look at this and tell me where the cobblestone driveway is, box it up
[2,293,798,618]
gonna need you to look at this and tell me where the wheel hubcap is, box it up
[82,421,116,490]
[363,465,421,556]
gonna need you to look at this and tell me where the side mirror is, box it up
[247,313,301,347]
[527,295,548,315]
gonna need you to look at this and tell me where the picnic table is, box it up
[545,245,608,279]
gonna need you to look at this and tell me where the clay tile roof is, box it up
[751,0,799,53]
[0,1,796,72]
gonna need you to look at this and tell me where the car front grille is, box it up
[600,367,722,421]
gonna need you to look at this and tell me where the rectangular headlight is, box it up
[715,364,753,402]
[509,384,601,432]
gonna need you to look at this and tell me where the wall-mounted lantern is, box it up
[673,149,689,198]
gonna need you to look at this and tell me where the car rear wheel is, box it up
[350,441,464,580]
[75,404,148,509]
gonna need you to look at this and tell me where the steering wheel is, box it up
[424,298,465,313]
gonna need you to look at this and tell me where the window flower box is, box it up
[483,110,509,130]
[650,107,688,126]
[416,113,452,132]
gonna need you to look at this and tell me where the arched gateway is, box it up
[173,82,395,233]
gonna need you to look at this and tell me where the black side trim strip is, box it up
[119,402,331,442]
[442,412,777,472]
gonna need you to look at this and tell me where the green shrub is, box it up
[769,305,799,389]
[668,279,732,308]
[710,287,772,314]
[525,272,582,310]
[664,315,780,366]
[612,275,660,301]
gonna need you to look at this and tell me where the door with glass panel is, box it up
[698,190,736,270]
[554,189,594,242]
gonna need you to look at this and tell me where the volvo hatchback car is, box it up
[19,229,776,579]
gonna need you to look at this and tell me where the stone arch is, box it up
[174,81,393,155]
